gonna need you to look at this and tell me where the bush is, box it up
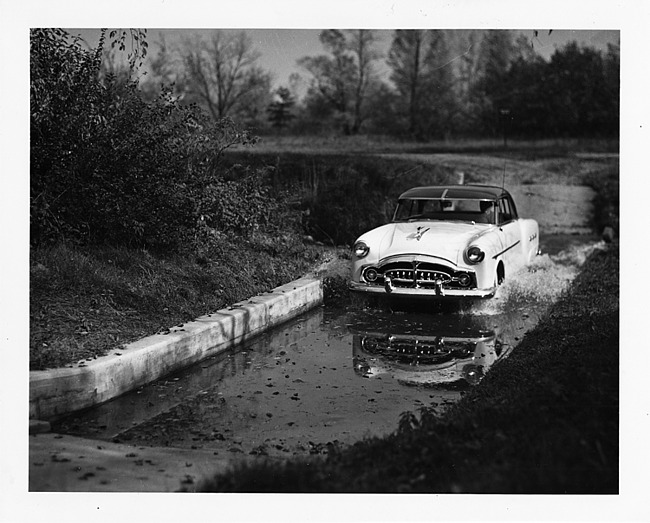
[307,165,391,245]
[30,29,289,253]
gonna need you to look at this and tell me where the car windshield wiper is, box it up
[405,214,434,221]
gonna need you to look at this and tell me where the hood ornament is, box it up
[408,226,430,241]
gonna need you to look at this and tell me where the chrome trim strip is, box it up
[492,240,520,259]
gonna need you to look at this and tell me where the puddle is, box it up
[53,236,605,459]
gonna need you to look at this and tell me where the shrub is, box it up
[30,29,288,253]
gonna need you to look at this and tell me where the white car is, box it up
[350,185,539,299]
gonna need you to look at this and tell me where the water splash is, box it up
[466,240,605,316]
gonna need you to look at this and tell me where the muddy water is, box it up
[53,236,604,459]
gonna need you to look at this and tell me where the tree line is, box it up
[138,29,619,140]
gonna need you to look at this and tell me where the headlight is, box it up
[364,268,379,282]
[466,246,485,264]
[353,241,370,258]
[462,364,484,385]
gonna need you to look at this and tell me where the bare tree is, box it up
[387,30,428,137]
[178,31,272,121]
[422,31,458,138]
[347,30,381,133]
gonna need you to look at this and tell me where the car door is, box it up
[494,196,522,271]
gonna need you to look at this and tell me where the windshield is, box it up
[393,198,497,224]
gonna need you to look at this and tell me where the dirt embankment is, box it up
[508,184,596,235]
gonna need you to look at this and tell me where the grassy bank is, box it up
[198,242,619,493]
[30,234,323,370]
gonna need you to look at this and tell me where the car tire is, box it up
[496,263,505,286]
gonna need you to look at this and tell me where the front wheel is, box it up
[496,263,505,286]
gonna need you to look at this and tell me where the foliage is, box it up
[387,30,458,139]
[298,30,382,135]
[306,165,391,245]
[229,153,446,246]
[136,29,619,139]
[470,30,517,136]
[452,32,619,139]
[475,39,620,139]
[267,87,296,129]
[138,33,181,102]
[298,29,619,139]
[387,29,428,137]
[107,29,148,70]
[30,28,291,252]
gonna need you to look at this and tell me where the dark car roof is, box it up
[398,185,510,200]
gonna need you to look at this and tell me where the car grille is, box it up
[360,335,475,365]
[362,261,476,289]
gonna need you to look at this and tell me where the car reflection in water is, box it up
[352,324,504,389]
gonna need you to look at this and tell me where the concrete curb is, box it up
[30,276,323,420]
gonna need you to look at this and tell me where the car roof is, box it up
[398,185,510,200]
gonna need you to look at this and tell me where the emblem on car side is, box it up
[408,226,430,241]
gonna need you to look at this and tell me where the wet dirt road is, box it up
[53,235,603,459]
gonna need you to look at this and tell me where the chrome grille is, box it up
[361,335,475,365]
[384,268,452,285]
[362,260,476,289]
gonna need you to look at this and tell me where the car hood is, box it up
[366,221,490,264]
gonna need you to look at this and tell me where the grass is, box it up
[30,233,324,370]
[247,135,620,156]
[198,243,619,493]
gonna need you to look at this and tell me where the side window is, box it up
[498,198,513,224]
[507,195,519,219]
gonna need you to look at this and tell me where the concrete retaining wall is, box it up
[30,277,323,420]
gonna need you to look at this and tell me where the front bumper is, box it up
[349,281,497,299]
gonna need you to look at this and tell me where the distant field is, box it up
[246,135,620,156]
[233,136,619,187]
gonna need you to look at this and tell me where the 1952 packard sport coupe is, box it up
[350,185,539,299]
